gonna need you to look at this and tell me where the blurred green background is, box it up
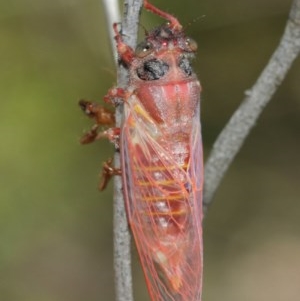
[1,0,299,300]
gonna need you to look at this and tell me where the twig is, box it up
[203,0,300,212]
[102,0,121,64]
[102,1,143,301]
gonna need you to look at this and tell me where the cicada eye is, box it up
[185,37,198,52]
[135,41,154,58]
[137,59,169,81]
[178,56,193,76]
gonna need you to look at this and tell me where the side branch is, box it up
[203,0,300,212]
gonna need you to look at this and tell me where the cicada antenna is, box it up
[183,15,206,31]
[143,0,182,31]
[138,22,149,36]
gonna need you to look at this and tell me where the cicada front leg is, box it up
[79,85,129,146]
[112,23,135,65]
[79,99,116,144]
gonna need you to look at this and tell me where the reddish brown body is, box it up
[79,1,203,300]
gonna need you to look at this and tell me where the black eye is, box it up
[135,41,154,58]
[137,59,169,81]
[178,56,193,76]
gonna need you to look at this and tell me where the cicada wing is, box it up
[121,99,203,300]
[186,104,204,298]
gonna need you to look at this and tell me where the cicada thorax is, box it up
[120,11,203,301]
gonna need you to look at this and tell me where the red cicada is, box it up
[79,1,203,300]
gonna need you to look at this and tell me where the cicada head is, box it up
[133,23,198,82]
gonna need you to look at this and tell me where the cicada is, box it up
[79,1,203,300]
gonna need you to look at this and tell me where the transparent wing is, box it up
[121,98,203,300]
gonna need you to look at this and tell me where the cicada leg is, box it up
[95,127,120,149]
[104,87,131,107]
[79,87,130,189]
[112,23,135,65]
[79,99,116,144]
[99,158,122,191]
[79,85,132,144]
[143,0,182,31]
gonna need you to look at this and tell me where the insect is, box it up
[79,1,203,300]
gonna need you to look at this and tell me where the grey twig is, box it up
[101,1,143,301]
[203,0,300,212]
[102,0,121,64]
